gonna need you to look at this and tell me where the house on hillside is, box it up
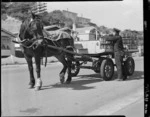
[77,17,91,25]
[2,16,24,56]
[62,10,91,29]
[62,10,78,23]
[1,28,16,57]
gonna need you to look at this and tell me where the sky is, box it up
[46,0,143,31]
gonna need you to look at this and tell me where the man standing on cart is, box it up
[103,28,126,81]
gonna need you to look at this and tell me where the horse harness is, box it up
[13,17,74,67]
[13,32,74,67]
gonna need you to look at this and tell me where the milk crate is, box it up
[100,38,114,52]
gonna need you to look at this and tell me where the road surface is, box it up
[1,57,144,116]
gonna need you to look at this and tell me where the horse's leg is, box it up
[55,55,68,84]
[24,54,35,88]
[34,56,42,90]
[65,56,72,84]
[65,47,74,84]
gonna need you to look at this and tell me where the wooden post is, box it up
[138,45,141,56]
[10,55,15,64]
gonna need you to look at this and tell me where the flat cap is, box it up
[113,28,120,33]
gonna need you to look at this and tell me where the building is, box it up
[62,10,91,28]
[62,10,78,23]
[77,17,91,25]
[2,16,22,49]
[1,28,16,57]
[137,34,144,56]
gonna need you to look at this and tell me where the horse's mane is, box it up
[19,18,33,40]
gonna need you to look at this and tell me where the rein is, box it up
[12,38,48,67]
[12,38,42,49]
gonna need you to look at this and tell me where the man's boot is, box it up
[115,67,123,81]
[122,64,128,80]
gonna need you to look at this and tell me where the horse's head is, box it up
[19,12,44,41]
[28,13,44,39]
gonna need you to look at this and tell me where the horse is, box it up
[18,13,74,90]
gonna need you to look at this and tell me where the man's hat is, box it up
[113,28,120,33]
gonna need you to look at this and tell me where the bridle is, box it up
[15,18,45,49]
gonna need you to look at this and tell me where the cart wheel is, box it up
[100,58,114,81]
[93,58,104,73]
[71,61,80,77]
[93,60,100,73]
[94,69,100,73]
[124,57,135,76]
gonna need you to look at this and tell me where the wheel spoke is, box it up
[125,57,135,76]
[71,61,80,77]
[128,60,133,73]
[105,63,112,78]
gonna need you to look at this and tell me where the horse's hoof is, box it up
[28,81,35,89]
[59,73,65,84]
[66,80,71,84]
[60,77,65,84]
[35,79,42,91]
[29,85,34,89]
[35,86,41,91]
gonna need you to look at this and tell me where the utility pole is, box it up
[31,2,47,14]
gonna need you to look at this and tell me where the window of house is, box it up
[1,44,6,49]
[6,45,10,50]
[89,29,96,40]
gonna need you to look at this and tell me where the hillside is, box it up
[1,16,21,34]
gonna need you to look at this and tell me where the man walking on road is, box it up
[104,28,126,81]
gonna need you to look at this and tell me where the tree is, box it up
[98,25,112,34]
[39,12,50,26]
[2,2,74,28]
[2,2,36,21]
[45,10,73,28]
[1,2,8,14]
[48,10,68,25]
[1,2,11,20]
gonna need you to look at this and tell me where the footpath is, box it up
[112,97,144,117]
[86,88,144,116]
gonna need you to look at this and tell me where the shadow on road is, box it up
[41,71,144,91]
[126,71,144,81]
[111,71,144,81]
[78,71,144,81]
[41,76,104,91]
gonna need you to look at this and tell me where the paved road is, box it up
[112,97,144,117]
[1,57,144,116]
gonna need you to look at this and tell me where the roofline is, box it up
[76,26,96,30]
[62,10,77,15]
[77,17,91,20]
[1,28,16,38]
[76,26,97,33]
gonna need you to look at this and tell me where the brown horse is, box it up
[18,12,74,90]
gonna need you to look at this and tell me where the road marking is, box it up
[86,88,143,115]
